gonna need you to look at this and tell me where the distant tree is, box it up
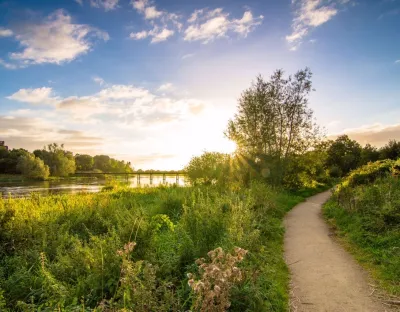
[225,68,321,184]
[92,155,133,173]
[379,140,400,160]
[75,154,94,171]
[17,154,50,180]
[34,143,75,177]
[0,148,29,174]
[185,152,231,185]
[360,143,380,165]
[93,155,111,172]
[326,135,362,176]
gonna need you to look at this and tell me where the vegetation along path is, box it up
[284,191,388,312]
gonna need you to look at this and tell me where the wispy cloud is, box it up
[0,27,13,37]
[130,1,263,44]
[395,60,400,64]
[90,0,119,11]
[0,58,18,70]
[7,83,207,126]
[1,10,108,68]
[286,0,350,50]
[93,76,105,86]
[157,82,174,92]
[182,53,195,60]
[132,0,164,19]
[6,87,59,105]
[184,9,263,43]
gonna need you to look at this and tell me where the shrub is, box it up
[188,247,248,312]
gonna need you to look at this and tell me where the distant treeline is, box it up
[0,143,134,179]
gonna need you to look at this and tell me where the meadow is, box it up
[0,183,313,311]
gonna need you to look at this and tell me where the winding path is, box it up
[284,191,387,312]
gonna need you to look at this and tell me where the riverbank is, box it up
[0,173,101,183]
[0,183,324,311]
[0,174,26,182]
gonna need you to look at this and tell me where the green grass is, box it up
[0,182,313,311]
[323,176,400,296]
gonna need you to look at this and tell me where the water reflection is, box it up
[0,175,187,198]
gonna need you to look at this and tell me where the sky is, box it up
[0,0,399,170]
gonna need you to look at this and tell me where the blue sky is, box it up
[0,0,399,169]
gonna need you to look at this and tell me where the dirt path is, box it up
[284,191,388,312]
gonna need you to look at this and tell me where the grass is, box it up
[323,175,400,296]
[0,182,319,311]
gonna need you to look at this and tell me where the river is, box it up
[0,175,187,198]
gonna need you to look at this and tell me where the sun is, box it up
[220,139,237,154]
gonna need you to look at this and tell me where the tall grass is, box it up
[323,168,400,295]
[0,183,306,311]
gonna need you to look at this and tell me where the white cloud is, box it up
[286,0,348,50]
[150,28,174,42]
[130,26,174,43]
[132,0,163,19]
[158,83,173,92]
[7,83,207,127]
[93,76,105,86]
[184,8,263,43]
[144,6,163,19]
[6,87,59,105]
[7,10,108,66]
[130,2,262,44]
[75,0,83,5]
[188,9,204,23]
[130,30,149,40]
[0,28,13,37]
[90,0,119,11]
[395,60,400,64]
[132,0,148,12]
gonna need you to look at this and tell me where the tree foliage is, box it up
[226,68,319,159]
[380,140,400,161]
[75,154,94,171]
[325,135,362,176]
[225,68,321,184]
[16,154,50,180]
[34,143,76,177]
[185,152,231,185]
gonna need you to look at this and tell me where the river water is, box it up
[0,175,187,198]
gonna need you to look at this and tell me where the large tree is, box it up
[225,68,320,183]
